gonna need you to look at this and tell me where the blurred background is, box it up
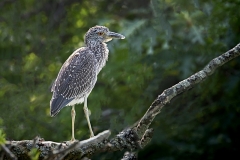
[0,0,240,159]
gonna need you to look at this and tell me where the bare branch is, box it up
[0,144,17,160]
[139,128,154,148]
[135,43,240,135]
[121,152,137,160]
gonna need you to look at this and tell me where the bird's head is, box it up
[84,26,125,47]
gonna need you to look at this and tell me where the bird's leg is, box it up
[83,96,94,137]
[71,105,76,141]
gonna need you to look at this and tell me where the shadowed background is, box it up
[0,0,240,159]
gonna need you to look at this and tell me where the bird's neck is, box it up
[88,42,109,73]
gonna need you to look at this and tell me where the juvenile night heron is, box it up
[50,26,125,141]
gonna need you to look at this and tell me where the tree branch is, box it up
[1,43,240,159]
[0,144,17,160]
[135,43,240,136]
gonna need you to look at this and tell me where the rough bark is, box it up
[0,43,240,159]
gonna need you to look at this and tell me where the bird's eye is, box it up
[98,32,103,36]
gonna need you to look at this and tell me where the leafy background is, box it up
[0,0,240,159]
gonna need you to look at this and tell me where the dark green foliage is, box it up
[0,0,240,159]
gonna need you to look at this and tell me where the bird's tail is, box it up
[50,95,73,117]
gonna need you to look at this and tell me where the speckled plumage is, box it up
[50,26,124,139]
[50,47,98,115]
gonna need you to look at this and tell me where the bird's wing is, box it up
[50,48,98,116]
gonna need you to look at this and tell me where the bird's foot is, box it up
[71,137,76,142]
[90,133,94,138]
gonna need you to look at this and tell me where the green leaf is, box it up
[28,148,40,160]
[0,129,6,144]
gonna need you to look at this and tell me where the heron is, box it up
[50,26,125,141]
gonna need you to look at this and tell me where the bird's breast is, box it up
[66,97,84,106]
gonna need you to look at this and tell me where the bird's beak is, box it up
[106,31,125,39]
